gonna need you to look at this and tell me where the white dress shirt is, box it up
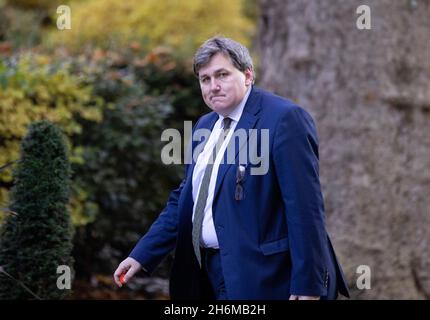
[192,87,251,248]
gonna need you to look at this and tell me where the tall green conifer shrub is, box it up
[0,121,74,299]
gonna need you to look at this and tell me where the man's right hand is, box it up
[113,257,142,287]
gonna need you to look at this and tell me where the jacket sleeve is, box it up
[128,175,186,274]
[272,105,329,296]
[129,117,203,274]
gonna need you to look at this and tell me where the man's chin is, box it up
[212,107,228,116]
[209,103,233,115]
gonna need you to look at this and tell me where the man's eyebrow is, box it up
[199,68,230,78]
[214,68,229,73]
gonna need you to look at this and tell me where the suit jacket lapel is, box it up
[213,87,262,202]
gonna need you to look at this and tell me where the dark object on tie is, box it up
[192,117,232,267]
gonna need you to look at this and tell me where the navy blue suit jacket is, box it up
[130,86,350,299]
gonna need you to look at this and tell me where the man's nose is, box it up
[210,78,221,91]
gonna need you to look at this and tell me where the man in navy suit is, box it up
[114,36,350,300]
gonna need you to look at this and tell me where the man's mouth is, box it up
[211,95,225,101]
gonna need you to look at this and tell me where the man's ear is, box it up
[244,68,254,86]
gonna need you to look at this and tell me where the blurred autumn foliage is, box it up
[45,0,254,56]
[0,0,257,299]
[0,55,103,225]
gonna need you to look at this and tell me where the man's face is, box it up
[198,53,253,116]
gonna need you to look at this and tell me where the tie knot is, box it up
[223,117,232,130]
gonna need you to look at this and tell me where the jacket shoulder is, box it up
[255,87,312,120]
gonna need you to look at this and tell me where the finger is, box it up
[123,264,139,283]
[114,264,129,287]
[114,264,126,279]
[113,267,123,287]
[113,273,122,287]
